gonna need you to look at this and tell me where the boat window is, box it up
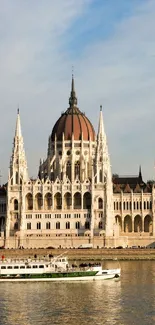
[46,265,49,267]
[62,259,65,262]
[1,266,6,269]
[102,271,108,274]
[7,266,12,269]
[20,266,25,269]
[26,266,31,269]
[14,266,19,269]
[32,265,38,268]
[39,265,44,268]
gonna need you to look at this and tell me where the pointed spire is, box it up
[15,108,22,138]
[9,109,28,183]
[97,105,105,139]
[69,73,77,107]
[139,165,142,181]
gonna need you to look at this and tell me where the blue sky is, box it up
[67,0,145,57]
[0,0,155,182]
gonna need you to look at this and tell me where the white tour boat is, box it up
[0,255,121,282]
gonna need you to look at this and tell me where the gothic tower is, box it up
[92,105,113,237]
[5,109,29,246]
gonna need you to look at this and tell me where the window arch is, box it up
[37,222,41,230]
[64,192,72,209]
[98,198,103,209]
[99,170,102,182]
[124,215,132,232]
[74,193,81,209]
[15,172,18,184]
[56,221,60,229]
[144,215,152,233]
[66,221,70,229]
[14,199,18,211]
[35,193,42,210]
[134,215,142,232]
[27,222,31,230]
[46,222,51,230]
[74,161,80,179]
[75,221,80,229]
[14,222,18,230]
[54,193,62,210]
[98,221,103,229]
[66,161,71,180]
[85,221,90,229]
[25,193,33,210]
[44,193,52,210]
[83,192,91,209]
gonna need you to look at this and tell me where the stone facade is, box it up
[0,78,154,248]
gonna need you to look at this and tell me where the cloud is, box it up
[0,0,155,182]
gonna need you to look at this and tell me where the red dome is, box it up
[51,77,95,141]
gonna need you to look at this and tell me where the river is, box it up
[0,260,154,325]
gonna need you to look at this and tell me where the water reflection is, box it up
[0,261,155,325]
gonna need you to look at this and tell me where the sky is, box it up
[0,0,155,183]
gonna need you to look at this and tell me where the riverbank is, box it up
[0,248,155,260]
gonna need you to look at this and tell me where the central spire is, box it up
[69,74,77,107]
[15,108,22,138]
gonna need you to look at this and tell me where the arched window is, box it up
[56,221,60,229]
[66,221,70,229]
[37,222,41,230]
[123,202,125,210]
[54,193,62,210]
[46,222,51,230]
[25,193,33,210]
[147,201,149,209]
[98,198,103,209]
[114,202,115,210]
[99,170,102,182]
[44,193,52,210]
[83,192,91,209]
[14,222,18,230]
[117,202,119,210]
[144,201,146,209]
[124,215,132,232]
[15,172,18,184]
[64,193,72,209]
[27,223,31,230]
[85,221,90,229]
[74,193,81,209]
[126,202,129,210]
[66,161,71,181]
[134,202,136,210]
[74,161,80,179]
[134,215,142,232]
[98,221,103,229]
[14,199,18,210]
[75,221,80,229]
[137,202,139,210]
[35,193,43,210]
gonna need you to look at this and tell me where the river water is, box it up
[0,260,155,325]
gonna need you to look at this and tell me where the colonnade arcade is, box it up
[115,214,153,234]
[24,191,93,210]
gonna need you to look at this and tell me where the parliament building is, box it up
[0,77,154,248]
